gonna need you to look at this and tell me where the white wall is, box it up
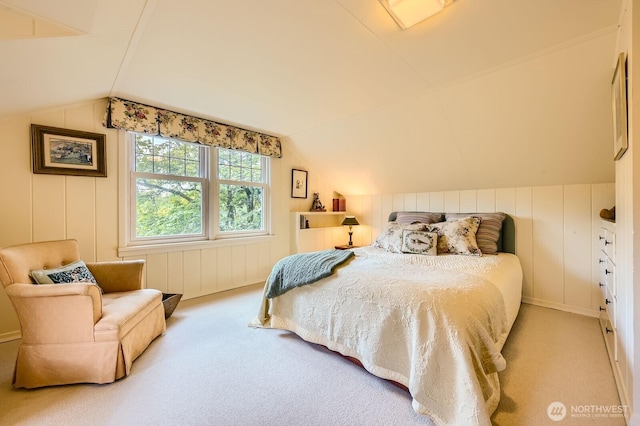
[344,184,614,317]
[290,26,617,196]
[0,98,329,341]
[614,0,638,423]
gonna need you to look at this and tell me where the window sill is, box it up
[118,234,275,257]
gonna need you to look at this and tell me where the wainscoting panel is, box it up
[346,183,614,316]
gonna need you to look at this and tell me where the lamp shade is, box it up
[341,216,359,226]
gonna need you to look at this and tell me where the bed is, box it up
[251,212,523,425]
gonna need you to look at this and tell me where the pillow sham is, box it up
[395,212,444,225]
[445,212,506,255]
[31,260,99,287]
[401,230,438,255]
[425,217,482,256]
[373,222,430,253]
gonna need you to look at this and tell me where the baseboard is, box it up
[521,297,600,318]
[0,330,21,343]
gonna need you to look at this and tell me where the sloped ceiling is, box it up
[0,0,622,194]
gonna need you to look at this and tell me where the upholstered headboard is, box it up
[387,212,516,255]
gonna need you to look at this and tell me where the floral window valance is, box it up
[103,97,282,158]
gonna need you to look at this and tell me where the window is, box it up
[216,148,269,235]
[128,133,269,245]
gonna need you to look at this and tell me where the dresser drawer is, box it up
[599,227,615,261]
[599,257,615,294]
[599,313,617,362]
[605,232,615,263]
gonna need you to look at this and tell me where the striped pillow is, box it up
[395,212,444,225]
[445,212,506,255]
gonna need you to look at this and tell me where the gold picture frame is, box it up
[612,52,628,161]
[31,124,107,177]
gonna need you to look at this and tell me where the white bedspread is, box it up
[252,247,523,425]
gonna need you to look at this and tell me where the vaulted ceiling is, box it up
[0,0,622,194]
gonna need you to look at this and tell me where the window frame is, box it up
[129,134,210,245]
[212,147,270,239]
[122,132,271,249]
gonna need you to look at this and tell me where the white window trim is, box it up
[211,148,271,239]
[118,131,273,256]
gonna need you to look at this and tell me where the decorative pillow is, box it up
[373,222,430,253]
[425,217,482,256]
[445,212,506,255]
[401,230,438,255]
[395,212,444,225]
[31,260,99,286]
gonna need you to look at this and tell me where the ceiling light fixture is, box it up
[379,0,453,29]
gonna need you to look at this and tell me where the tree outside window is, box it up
[130,134,269,244]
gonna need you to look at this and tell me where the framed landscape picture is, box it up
[612,52,628,161]
[31,124,107,177]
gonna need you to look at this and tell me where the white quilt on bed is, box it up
[252,247,522,426]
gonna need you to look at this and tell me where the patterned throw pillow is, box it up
[401,230,438,255]
[395,212,444,225]
[425,217,482,256]
[373,222,430,253]
[31,260,99,287]
[445,212,506,255]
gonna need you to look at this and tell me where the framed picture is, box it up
[291,169,308,198]
[612,52,628,161]
[31,124,107,177]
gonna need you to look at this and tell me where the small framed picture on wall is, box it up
[291,169,308,198]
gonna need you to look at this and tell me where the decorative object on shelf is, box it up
[600,206,616,221]
[332,192,347,212]
[310,192,326,212]
[291,169,308,198]
[341,215,360,246]
[612,52,628,161]
[31,124,107,177]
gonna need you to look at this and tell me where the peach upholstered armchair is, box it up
[0,239,166,388]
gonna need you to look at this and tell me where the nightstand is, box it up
[335,245,359,250]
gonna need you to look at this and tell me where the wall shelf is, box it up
[291,211,349,253]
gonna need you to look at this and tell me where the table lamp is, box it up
[341,216,359,246]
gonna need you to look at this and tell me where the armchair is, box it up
[0,239,166,388]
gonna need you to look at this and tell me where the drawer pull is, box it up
[600,306,606,311]
[599,282,605,288]
[599,235,605,240]
[606,298,612,305]
[599,259,605,264]
[606,327,613,334]
[605,269,612,275]
[605,240,613,246]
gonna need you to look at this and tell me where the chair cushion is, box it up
[94,289,162,341]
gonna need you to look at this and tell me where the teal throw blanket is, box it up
[265,249,355,299]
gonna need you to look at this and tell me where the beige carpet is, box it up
[0,284,624,426]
